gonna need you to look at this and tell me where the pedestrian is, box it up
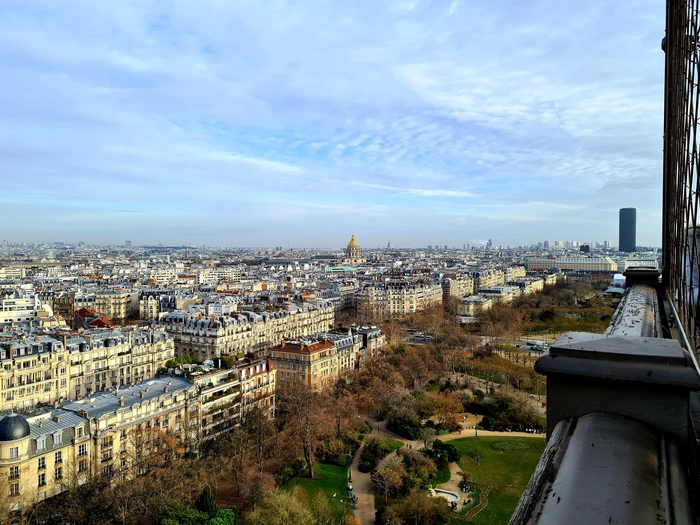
[477,455,481,466]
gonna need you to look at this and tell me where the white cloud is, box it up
[0,0,667,246]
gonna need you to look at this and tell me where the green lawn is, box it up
[385,439,405,453]
[448,436,545,525]
[285,463,353,521]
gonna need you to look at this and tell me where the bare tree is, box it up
[242,405,275,474]
[278,384,331,479]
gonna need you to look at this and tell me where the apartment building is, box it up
[52,292,75,328]
[0,335,69,412]
[478,286,521,304]
[94,290,138,325]
[458,295,494,316]
[356,282,442,320]
[61,376,200,480]
[158,300,334,361]
[269,339,338,391]
[317,332,363,376]
[330,281,358,311]
[472,269,506,290]
[0,293,44,326]
[508,277,545,295]
[441,274,475,301]
[190,368,241,441]
[238,357,276,419]
[524,256,617,272]
[0,329,174,412]
[0,409,91,517]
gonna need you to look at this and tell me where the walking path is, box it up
[352,416,544,525]
[350,440,376,525]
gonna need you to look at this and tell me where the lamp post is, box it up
[475,413,478,437]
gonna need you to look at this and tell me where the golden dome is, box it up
[347,233,359,248]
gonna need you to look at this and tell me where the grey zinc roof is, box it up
[28,410,87,438]
[62,376,194,420]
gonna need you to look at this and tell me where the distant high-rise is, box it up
[125,240,132,247]
[619,208,636,252]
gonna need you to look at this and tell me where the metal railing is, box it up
[663,0,700,354]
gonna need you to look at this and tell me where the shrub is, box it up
[425,439,461,468]
[358,461,374,473]
[386,418,421,440]
[275,466,294,486]
[291,457,308,476]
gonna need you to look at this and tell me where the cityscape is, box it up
[3,0,700,524]
[0,213,659,524]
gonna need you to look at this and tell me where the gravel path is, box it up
[350,441,376,525]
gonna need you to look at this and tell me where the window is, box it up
[36,437,45,451]
[76,427,83,438]
[9,483,19,497]
[54,451,62,464]
[9,447,18,459]
[55,467,62,480]
[78,459,88,472]
[38,457,45,470]
[38,472,46,487]
[53,433,62,446]
[8,466,19,480]
[78,444,87,457]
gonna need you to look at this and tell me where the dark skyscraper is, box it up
[619,208,636,252]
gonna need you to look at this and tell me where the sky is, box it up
[0,0,666,248]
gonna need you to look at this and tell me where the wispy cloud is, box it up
[0,0,665,246]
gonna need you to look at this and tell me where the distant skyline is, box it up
[0,1,664,247]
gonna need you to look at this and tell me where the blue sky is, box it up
[0,0,665,248]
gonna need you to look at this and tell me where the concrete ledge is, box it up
[510,413,693,525]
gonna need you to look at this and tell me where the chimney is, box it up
[139,391,144,398]
[52,416,60,423]
[118,396,124,406]
[38,420,43,428]
[164,386,168,393]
